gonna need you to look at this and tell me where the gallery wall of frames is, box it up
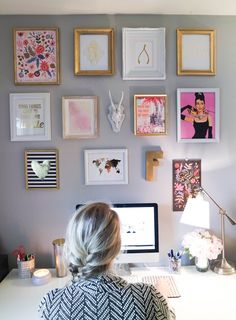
[0,14,236,268]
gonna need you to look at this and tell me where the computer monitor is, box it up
[113,203,159,265]
[75,202,159,265]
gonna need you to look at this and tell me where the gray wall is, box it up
[0,14,236,269]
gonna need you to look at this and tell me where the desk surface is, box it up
[0,266,235,320]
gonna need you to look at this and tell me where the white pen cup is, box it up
[168,258,181,273]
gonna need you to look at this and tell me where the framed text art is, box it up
[25,149,59,190]
[122,28,166,80]
[74,28,115,75]
[62,96,98,139]
[134,94,167,136]
[177,88,219,143]
[10,92,51,141]
[84,149,128,185]
[177,29,216,76]
[13,28,60,85]
[172,159,201,211]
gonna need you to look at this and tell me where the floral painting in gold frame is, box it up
[13,28,60,85]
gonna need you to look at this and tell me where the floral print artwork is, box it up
[172,159,201,211]
[14,28,59,84]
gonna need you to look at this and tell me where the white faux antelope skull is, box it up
[107,90,125,133]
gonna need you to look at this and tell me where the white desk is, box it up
[0,266,235,320]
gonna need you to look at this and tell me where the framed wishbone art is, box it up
[84,149,128,185]
[25,149,60,190]
[13,27,60,85]
[122,28,166,80]
[74,28,115,75]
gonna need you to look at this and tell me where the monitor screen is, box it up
[113,203,159,264]
[75,202,159,265]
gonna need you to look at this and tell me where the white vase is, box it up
[195,256,209,272]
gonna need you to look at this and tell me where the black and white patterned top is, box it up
[39,272,176,320]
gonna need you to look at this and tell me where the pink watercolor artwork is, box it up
[68,101,92,135]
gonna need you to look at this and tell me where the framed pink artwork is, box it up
[177,88,219,143]
[134,94,167,136]
[13,28,60,85]
[62,96,98,139]
[172,159,201,211]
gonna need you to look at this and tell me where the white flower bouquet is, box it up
[182,229,223,260]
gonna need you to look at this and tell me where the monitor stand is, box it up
[112,263,131,276]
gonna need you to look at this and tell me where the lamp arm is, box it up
[200,187,236,225]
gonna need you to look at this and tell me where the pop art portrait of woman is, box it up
[177,88,219,143]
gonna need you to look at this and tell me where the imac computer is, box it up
[75,203,159,267]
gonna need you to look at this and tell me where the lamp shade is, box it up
[180,196,210,229]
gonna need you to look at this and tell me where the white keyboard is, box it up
[124,274,181,298]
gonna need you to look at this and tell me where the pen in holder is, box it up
[168,249,182,273]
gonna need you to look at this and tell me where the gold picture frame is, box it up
[13,27,60,85]
[62,96,98,139]
[74,28,115,75]
[134,94,167,136]
[177,29,216,76]
[25,149,60,190]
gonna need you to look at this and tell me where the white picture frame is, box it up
[84,149,128,185]
[177,88,220,143]
[10,93,51,141]
[122,27,166,80]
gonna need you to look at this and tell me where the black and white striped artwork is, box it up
[25,149,59,190]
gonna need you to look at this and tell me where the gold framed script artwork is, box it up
[74,28,115,75]
[177,29,216,76]
[122,28,166,80]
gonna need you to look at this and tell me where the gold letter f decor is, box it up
[145,150,163,181]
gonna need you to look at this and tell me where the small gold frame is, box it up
[25,149,60,190]
[134,94,167,136]
[177,29,216,76]
[74,28,115,75]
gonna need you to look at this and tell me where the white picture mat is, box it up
[10,93,51,141]
[122,28,166,80]
[182,34,210,70]
[80,34,108,70]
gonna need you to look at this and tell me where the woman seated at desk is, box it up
[39,202,175,320]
